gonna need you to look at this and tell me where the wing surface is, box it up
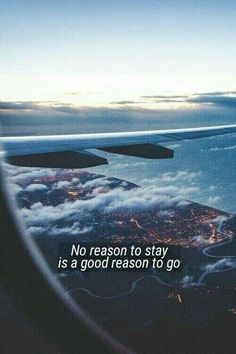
[1,124,236,168]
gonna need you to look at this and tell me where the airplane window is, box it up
[1,126,236,354]
[1,2,236,354]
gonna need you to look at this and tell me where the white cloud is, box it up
[82,176,111,188]
[27,226,47,236]
[207,195,221,205]
[53,180,75,189]
[49,223,93,236]
[209,185,216,191]
[112,163,130,170]
[90,184,189,213]
[166,143,181,149]
[141,170,201,185]
[9,183,23,195]
[204,258,236,273]
[191,235,208,246]
[25,183,48,192]
[4,165,56,184]
[211,215,229,223]
[180,275,195,288]
[6,167,210,240]
[108,161,146,170]
[210,145,236,151]
[17,180,191,238]
[157,210,175,217]
[197,258,236,285]
[27,222,92,237]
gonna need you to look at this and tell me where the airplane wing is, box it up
[1,124,236,168]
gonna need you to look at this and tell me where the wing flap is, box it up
[7,150,108,168]
[99,143,174,159]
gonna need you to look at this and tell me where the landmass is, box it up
[9,168,236,353]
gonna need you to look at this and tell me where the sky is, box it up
[1,0,236,111]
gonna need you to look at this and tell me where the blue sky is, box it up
[1,0,236,107]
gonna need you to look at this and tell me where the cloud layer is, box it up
[110,91,236,108]
[5,165,203,239]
